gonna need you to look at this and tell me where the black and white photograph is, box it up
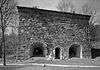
[0,0,100,70]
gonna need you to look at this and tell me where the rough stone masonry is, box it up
[17,6,95,60]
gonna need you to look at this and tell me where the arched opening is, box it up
[33,47,44,57]
[69,44,80,58]
[55,47,60,59]
[0,44,2,58]
[30,42,45,57]
[91,48,100,59]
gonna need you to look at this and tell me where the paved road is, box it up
[0,63,100,70]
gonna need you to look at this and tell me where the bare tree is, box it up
[1,0,19,65]
[57,0,97,25]
[1,0,19,35]
[82,0,96,25]
[82,0,95,15]
[57,0,74,13]
[57,0,96,15]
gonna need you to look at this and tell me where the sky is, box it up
[17,0,100,24]
[17,0,100,10]
[17,0,59,10]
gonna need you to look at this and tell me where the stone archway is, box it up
[55,47,60,59]
[0,44,2,58]
[91,48,100,59]
[33,47,44,57]
[30,42,45,57]
[69,44,80,58]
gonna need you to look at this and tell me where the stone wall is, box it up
[17,6,92,60]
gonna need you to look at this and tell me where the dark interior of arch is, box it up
[91,48,100,59]
[0,44,2,58]
[69,44,80,58]
[31,43,45,57]
[55,47,60,59]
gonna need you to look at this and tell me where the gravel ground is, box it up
[22,57,100,66]
[0,64,100,70]
[0,57,100,70]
